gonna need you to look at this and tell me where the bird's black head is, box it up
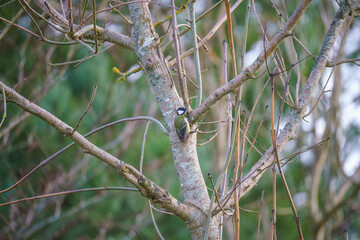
[176,107,188,116]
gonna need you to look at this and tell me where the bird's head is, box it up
[176,107,188,116]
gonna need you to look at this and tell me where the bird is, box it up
[174,107,190,142]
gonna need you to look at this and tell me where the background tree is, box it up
[1,0,360,239]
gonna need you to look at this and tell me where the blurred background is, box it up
[0,0,359,239]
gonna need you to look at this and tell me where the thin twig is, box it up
[153,1,188,28]
[44,1,68,26]
[256,189,265,240]
[19,0,68,33]
[0,16,41,39]
[236,0,252,216]
[0,112,30,139]
[208,174,229,216]
[140,121,150,173]
[218,40,230,239]
[49,44,114,66]
[271,161,277,240]
[224,0,238,78]
[224,0,242,237]
[204,93,244,239]
[242,105,269,171]
[72,84,97,134]
[233,115,241,239]
[196,121,228,146]
[276,70,291,137]
[0,187,138,207]
[92,0,98,53]
[189,0,202,108]
[148,201,165,240]
[0,0,15,8]
[171,0,189,108]
[280,137,330,167]
[326,58,360,67]
[197,120,228,134]
[68,0,74,35]
[75,38,95,53]
[150,204,175,215]
[17,0,45,37]
[0,116,166,195]
[270,75,303,239]
[109,3,132,25]
[168,0,244,68]
[271,209,276,240]
[162,0,223,52]
[0,87,6,129]
[0,8,24,40]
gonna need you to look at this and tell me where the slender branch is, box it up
[140,121,150,173]
[270,74,303,239]
[219,40,231,239]
[72,84,97,134]
[49,44,114,66]
[167,0,244,74]
[196,123,227,146]
[68,0,74,35]
[148,200,165,240]
[0,87,6,129]
[91,0,98,53]
[326,57,360,66]
[171,0,189,108]
[0,0,15,8]
[189,0,203,108]
[208,174,229,216]
[162,0,223,52]
[256,189,265,240]
[280,137,330,167]
[0,112,30,139]
[0,187,138,207]
[18,0,67,34]
[153,1,188,28]
[0,81,192,221]
[0,8,24,40]
[0,115,166,195]
[0,16,42,39]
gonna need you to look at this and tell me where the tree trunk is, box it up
[128,2,219,239]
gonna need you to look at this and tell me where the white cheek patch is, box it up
[178,110,184,115]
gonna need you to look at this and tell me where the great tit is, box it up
[174,107,190,142]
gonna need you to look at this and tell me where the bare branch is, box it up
[0,81,193,221]
[171,0,189,108]
[72,84,97,134]
[0,87,6,129]
[0,187,138,207]
[0,115,167,195]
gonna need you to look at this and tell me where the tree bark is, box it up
[128,2,219,239]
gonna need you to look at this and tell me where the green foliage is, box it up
[1,0,359,239]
